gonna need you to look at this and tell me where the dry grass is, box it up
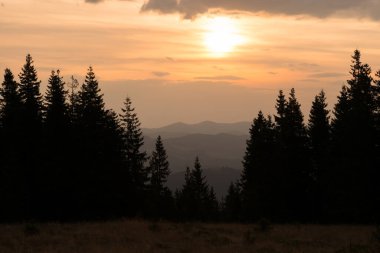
[0,220,378,253]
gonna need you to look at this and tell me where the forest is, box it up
[0,50,379,223]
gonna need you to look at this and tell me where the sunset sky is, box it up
[1,0,380,127]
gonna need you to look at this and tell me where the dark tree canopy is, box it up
[0,51,379,223]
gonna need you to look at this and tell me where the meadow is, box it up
[0,220,378,253]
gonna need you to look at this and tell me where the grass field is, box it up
[0,220,378,253]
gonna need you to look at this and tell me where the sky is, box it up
[1,0,380,127]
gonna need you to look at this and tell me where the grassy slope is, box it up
[0,220,378,253]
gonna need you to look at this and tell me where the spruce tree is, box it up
[45,70,69,129]
[330,50,377,222]
[241,111,277,221]
[18,54,43,126]
[148,136,170,190]
[147,135,172,218]
[308,90,330,220]
[43,70,70,219]
[308,90,330,168]
[120,96,148,216]
[273,89,313,221]
[176,157,216,221]
[0,69,23,220]
[18,54,43,219]
[223,181,241,221]
[0,69,22,129]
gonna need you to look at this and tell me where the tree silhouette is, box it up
[330,50,377,221]
[17,54,44,219]
[146,135,173,218]
[42,70,71,219]
[120,96,148,216]
[222,181,241,221]
[176,157,218,221]
[0,68,23,220]
[241,111,278,221]
[308,90,330,220]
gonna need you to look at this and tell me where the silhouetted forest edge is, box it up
[0,50,379,223]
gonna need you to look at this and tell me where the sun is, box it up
[203,17,245,57]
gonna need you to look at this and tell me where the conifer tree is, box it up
[18,54,43,126]
[45,70,69,130]
[73,67,124,218]
[176,157,216,221]
[43,70,70,219]
[308,90,330,220]
[17,54,44,219]
[147,135,173,218]
[330,50,377,221]
[272,89,313,221]
[241,111,277,221]
[223,181,241,221]
[0,69,22,128]
[308,90,330,167]
[120,96,148,215]
[148,136,170,190]
[0,68,23,220]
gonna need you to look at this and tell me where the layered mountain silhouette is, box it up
[143,121,249,197]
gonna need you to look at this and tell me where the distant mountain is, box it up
[142,121,248,197]
[143,121,251,139]
[144,133,247,172]
[166,167,241,200]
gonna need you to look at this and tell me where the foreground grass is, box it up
[0,220,379,253]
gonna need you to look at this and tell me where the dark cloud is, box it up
[152,71,170,77]
[141,0,380,20]
[85,0,105,3]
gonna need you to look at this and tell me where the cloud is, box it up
[85,0,105,3]
[195,75,245,81]
[140,0,380,20]
[308,72,346,78]
[152,71,170,77]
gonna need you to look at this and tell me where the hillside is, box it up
[143,121,251,139]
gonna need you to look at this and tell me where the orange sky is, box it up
[1,0,380,127]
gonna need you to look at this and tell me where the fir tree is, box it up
[272,89,313,221]
[17,54,44,219]
[147,135,172,218]
[18,54,43,126]
[223,181,241,221]
[308,90,330,169]
[330,50,377,222]
[148,136,170,190]
[45,70,69,129]
[176,157,216,221]
[120,96,148,216]
[241,111,277,221]
[43,70,72,219]
[0,69,22,128]
[0,68,23,220]
[308,90,330,220]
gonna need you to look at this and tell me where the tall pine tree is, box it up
[146,135,173,218]
[120,96,148,216]
[241,111,277,221]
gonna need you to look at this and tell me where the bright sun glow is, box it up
[204,17,246,57]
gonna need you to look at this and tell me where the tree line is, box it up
[0,54,218,222]
[225,50,380,223]
[0,50,379,223]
